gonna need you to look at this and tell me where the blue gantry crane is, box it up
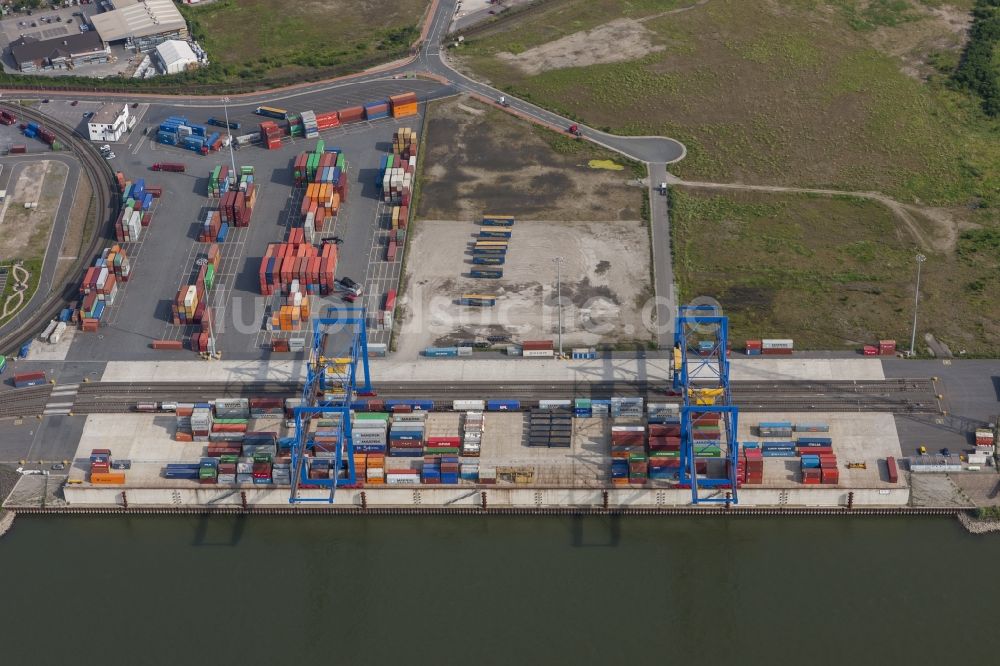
[289,306,372,503]
[671,304,740,504]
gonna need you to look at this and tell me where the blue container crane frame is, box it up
[289,306,372,504]
[672,304,740,505]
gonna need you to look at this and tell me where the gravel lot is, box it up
[396,218,653,357]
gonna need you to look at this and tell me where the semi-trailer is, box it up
[151,162,186,172]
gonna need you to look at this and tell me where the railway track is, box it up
[0,385,53,418]
[56,378,940,415]
[0,103,118,356]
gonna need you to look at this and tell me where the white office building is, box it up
[87,103,131,142]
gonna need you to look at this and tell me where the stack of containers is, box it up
[158,116,209,153]
[217,455,237,484]
[175,404,193,441]
[389,92,419,118]
[745,340,762,355]
[250,398,284,417]
[315,110,340,131]
[300,110,318,138]
[462,411,484,456]
[253,453,273,484]
[199,458,218,484]
[647,406,682,481]
[610,397,643,419]
[171,244,220,325]
[740,444,764,484]
[260,121,283,149]
[363,100,390,120]
[113,198,144,242]
[208,165,231,197]
[199,210,223,242]
[610,423,646,486]
[389,412,426,457]
[272,459,290,485]
[286,113,302,138]
[338,105,364,124]
[761,339,794,355]
[89,449,125,484]
[258,232,337,296]
[191,406,213,441]
[382,128,417,217]
[758,421,793,438]
[77,247,128,328]
[219,183,255,227]
[461,461,479,482]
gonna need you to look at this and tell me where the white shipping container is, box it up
[49,321,67,344]
[40,319,57,342]
[522,349,554,358]
[761,339,794,350]
[967,454,990,465]
[539,400,572,408]
[454,400,486,411]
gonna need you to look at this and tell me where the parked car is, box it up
[71,100,78,106]
[104,152,116,160]
[338,277,362,296]
[342,293,358,303]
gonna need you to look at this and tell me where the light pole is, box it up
[909,253,926,357]
[221,96,237,186]
[552,257,563,358]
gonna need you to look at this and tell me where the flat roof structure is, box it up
[90,0,187,43]
[9,31,106,63]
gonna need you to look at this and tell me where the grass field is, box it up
[179,0,429,80]
[458,0,999,212]
[671,188,1000,355]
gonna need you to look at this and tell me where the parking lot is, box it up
[57,101,425,362]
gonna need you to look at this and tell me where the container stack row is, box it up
[610,423,647,487]
[862,339,897,356]
[389,412,426,457]
[113,190,153,242]
[157,116,216,154]
[381,128,416,216]
[528,407,572,448]
[21,120,61,149]
[77,245,132,332]
[462,411,484,456]
[260,121,283,150]
[258,231,338,297]
[90,448,126,484]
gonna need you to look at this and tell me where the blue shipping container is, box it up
[423,347,458,357]
[487,400,520,411]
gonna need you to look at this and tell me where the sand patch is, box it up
[497,18,665,75]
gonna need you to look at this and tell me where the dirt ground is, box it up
[417,96,643,221]
[496,18,665,75]
[396,219,653,358]
[0,160,67,260]
[53,170,93,289]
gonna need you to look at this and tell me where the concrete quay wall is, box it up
[61,485,910,509]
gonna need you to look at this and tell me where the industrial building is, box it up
[8,32,110,72]
[90,0,188,52]
[87,103,131,143]
[154,39,198,75]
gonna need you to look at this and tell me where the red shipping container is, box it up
[886,456,898,483]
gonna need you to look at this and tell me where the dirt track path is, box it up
[639,0,712,23]
[666,175,957,252]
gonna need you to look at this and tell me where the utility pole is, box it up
[909,253,926,357]
[553,257,563,358]
[221,96,238,186]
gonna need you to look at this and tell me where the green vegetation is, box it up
[0,0,428,93]
[670,188,1000,354]
[953,0,1000,116]
[975,505,1000,520]
[458,0,999,210]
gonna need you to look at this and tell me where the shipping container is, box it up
[13,370,47,388]
[151,162,185,172]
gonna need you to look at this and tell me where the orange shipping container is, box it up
[91,472,126,484]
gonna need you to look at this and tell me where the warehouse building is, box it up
[8,32,110,72]
[87,103,131,143]
[154,39,198,75]
[90,0,188,52]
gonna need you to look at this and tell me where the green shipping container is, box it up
[354,412,390,421]
[336,154,346,169]
[315,139,325,154]
[205,264,215,290]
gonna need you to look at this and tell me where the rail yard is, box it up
[0,0,997,516]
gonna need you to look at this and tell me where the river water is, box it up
[1,515,995,665]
